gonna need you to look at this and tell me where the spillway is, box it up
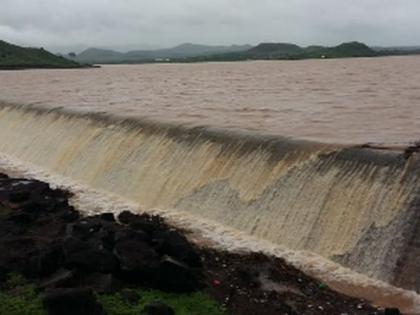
[0,102,419,296]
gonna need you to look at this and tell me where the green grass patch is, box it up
[0,281,45,315]
[0,274,226,315]
[99,289,226,315]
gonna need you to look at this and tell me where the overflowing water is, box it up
[0,149,419,314]
[1,57,420,312]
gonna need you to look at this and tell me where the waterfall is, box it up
[0,102,419,293]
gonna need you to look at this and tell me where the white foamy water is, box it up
[0,152,419,314]
[1,56,420,144]
[1,57,420,313]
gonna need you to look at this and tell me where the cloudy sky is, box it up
[1,0,420,52]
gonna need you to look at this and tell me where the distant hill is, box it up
[81,41,377,64]
[187,41,378,62]
[0,40,83,69]
[65,41,420,64]
[373,45,420,56]
[164,43,253,56]
[71,43,252,64]
[73,48,124,64]
[246,43,304,58]
[300,42,377,59]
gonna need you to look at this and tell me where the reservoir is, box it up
[1,56,420,144]
[1,55,420,312]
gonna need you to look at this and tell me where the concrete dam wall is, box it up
[0,103,419,292]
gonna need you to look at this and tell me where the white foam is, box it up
[0,152,419,314]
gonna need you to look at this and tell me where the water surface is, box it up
[1,56,420,144]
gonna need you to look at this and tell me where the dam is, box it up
[0,102,419,290]
[1,58,420,310]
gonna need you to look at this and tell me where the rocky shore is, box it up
[0,173,400,315]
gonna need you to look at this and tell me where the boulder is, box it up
[60,209,80,222]
[114,228,149,243]
[70,221,103,239]
[113,239,159,274]
[154,255,201,292]
[143,301,175,315]
[83,273,119,293]
[21,201,45,213]
[118,211,140,225]
[99,213,115,222]
[153,230,201,267]
[27,245,64,276]
[8,191,31,203]
[39,269,74,289]
[118,211,163,234]
[7,212,35,225]
[42,288,105,315]
[0,236,36,275]
[63,237,118,273]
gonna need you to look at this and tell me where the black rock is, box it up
[70,220,103,239]
[83,273,119,293]
[118,211,163,234]
[385,308,401,315]
[143,301,175,315]
[153,230,201,267]
[7,212,34,225]
[118,211,139,225]
[68,248,118,274]
[61,209,80,222]
[237,266,260,288]
[114,228,149,243]
[154,255,200,292]
[0,236,36,275]
[27,245,64,276]
[21,201,45,213]
[64,237,118,273]
[113,239,159,274]
[42,288,105,315]
[99,227,117,251]
[8,191,31,203]
[39,269,75,289]
[99,213,115,222]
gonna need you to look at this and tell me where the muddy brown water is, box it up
[1,56,420,145]
[1,56,420,313]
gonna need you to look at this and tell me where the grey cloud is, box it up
[1,0,420,52]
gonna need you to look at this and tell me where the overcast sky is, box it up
[1,0,420,52]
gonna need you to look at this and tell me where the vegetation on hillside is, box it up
[3,39,418,67]
[70,41,385,64]
[182,41,378,62]
[70,43,252,64]
[0,40,83,69]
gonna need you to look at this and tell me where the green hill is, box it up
[73,47,124,64]
[182,41,379,62]
[69,41,380,64]
[246,43,304,58]
[72,43,252,64]
[302,42,377,58]
[0,40,83,69]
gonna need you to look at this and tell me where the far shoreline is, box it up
[0,64,99,71]
[92,53,420,66]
